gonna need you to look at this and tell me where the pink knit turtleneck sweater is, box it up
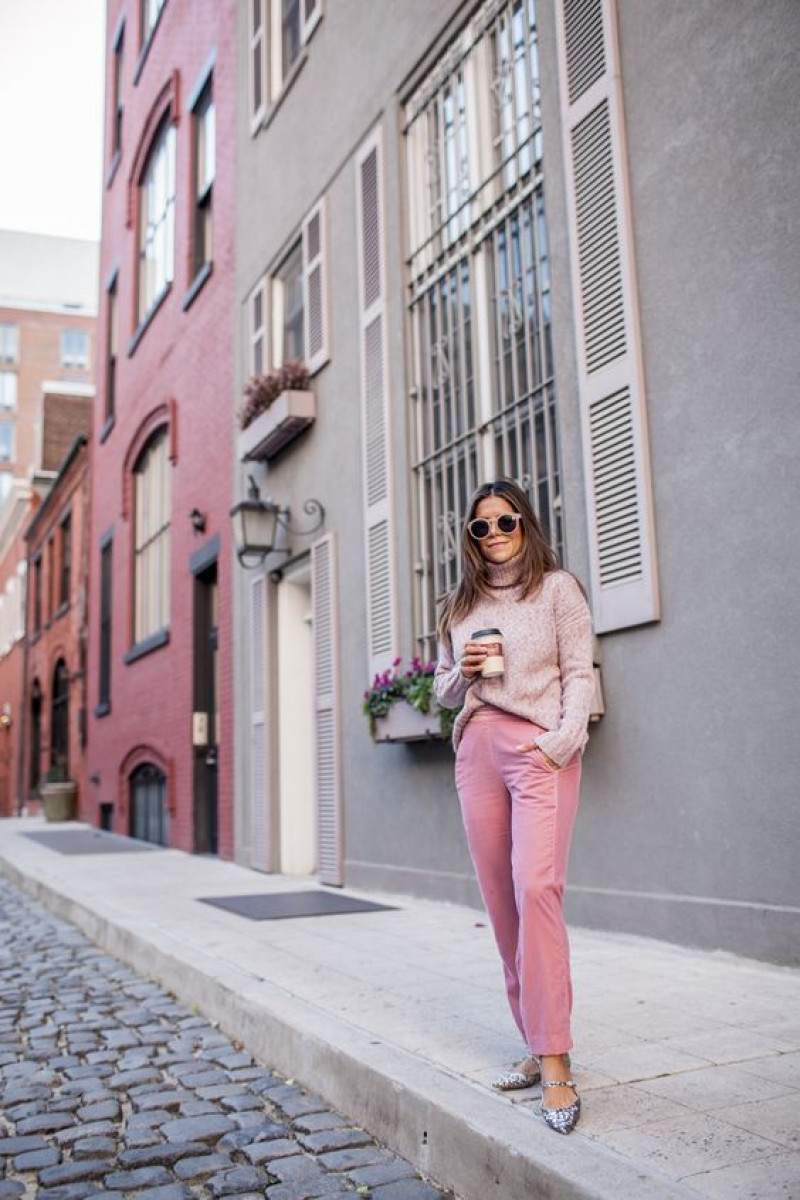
[434,558,594,766]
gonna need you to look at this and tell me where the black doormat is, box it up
[22,830,162,855]
[197,890,396,920]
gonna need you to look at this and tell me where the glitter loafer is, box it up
[492,1058,541,1091]
[540,1077,581,1134]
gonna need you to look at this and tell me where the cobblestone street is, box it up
[0,879,454,1200]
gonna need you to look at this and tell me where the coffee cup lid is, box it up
[472,627,502,638]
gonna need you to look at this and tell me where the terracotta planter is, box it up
[372,702,442,744]
[41,780,78,822]
[239,390,316,462]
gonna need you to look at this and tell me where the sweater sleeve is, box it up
[535,574,595,767]
[433,635,471,710]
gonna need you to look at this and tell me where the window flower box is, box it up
[371,701,443,743]
[239,389,316,462]
[363,657,455,745]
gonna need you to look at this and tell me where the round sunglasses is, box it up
[467,512,522,540]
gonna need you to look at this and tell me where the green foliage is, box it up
[362,657,460,738]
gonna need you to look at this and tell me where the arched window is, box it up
[51,660,70,775]
[138,116,176,322]
[133,427,171,643]
[30,678,42,792]
[130,762,168,845]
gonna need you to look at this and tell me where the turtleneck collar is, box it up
[484,553,524,589]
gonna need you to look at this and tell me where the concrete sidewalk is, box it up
[1,820,798,1200]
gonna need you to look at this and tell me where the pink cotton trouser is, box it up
[455,706,581,1055]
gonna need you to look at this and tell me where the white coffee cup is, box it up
[471,627,504,678]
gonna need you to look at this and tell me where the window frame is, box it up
[190,68,215,284]
[0,371,17,412]
[0,420,15,464]
[58,511,72,611]
[97,533,113,714]
[0,323,19,365]
[105,269,119,429]
[271,237,304,370]
[131,427,171,650]
[60,329,90,370]
[136,115,176,328]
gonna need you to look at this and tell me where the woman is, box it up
[434,479,594,1134]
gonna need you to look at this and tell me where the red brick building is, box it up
[87,0,235,853]
[0,486,31,815]
[24,434,91,813]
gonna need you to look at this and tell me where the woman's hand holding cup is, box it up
[460,641,488,679]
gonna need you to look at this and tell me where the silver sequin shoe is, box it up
[492,1056,541,1091]
[540,1076,581,1134]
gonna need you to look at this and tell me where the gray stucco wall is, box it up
[550,0,800,963]
[234,0,800,964]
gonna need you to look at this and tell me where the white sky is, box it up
[0,0,105,242]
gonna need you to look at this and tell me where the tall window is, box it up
[405,0,562,655]
[0,324,18,364]
[33,554,42,634]
[141,0,165,43]
[112,24,124,158]
[106,274,119,420]
[59,513,72,609]
[193,78,215,277]
[133,428,171,643]
[0,474,11,505]
[61,330,90,369]
[138,119,176,322]
[281,0,301,80]
[0,423,14,463]
[47,536,55,621]
[30,680,42,792]
[272,241,304,366]
[249,280,266,375]
[98,538,113,710]
[0,373,17,411]
[51,659,70,774]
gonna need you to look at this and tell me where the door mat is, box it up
[197,890,397,920]
[22,830,162,855]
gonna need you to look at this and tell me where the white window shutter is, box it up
[249,574,272,871]
[356,127,397,680]
[311,533,343,886]
[249,0,267,131]
[302,198,329,374]
[556,0,659,632]
[301,0,322,44]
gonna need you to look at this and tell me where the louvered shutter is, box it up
[311,534,343,886]
[249,574,271,870]
[556,0,659,632]
[301,0,322,44]
[356,128,397,679]
[302,199,329,374]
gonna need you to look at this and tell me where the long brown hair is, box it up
[436,479,559,643]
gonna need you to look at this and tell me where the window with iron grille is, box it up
[193,77,215,277]
[130,762,168,845]
[405,0,563,657]
[133,428,170,644]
